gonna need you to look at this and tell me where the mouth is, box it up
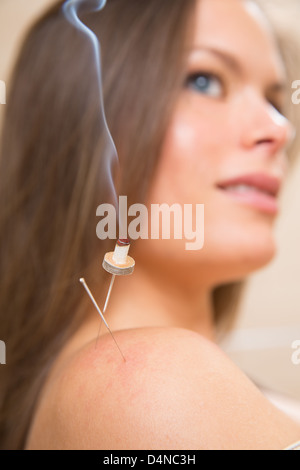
[216,173,282,215]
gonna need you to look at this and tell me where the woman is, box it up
[0,0,299,450]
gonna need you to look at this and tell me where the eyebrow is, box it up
[190,46,243,74]
[190,46,287,92]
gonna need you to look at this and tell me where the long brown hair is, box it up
[0,0,297,450]
[0,0,199,450]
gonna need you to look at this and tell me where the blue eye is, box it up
[186,73,223,98]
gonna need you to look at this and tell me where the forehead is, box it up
[192,0,285,82]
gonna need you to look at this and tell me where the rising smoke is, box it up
[63,0,119,214]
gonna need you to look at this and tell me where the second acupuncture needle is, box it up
[80,278,126,362]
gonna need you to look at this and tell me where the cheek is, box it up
[149,109,218,204]
[144,99,277,281]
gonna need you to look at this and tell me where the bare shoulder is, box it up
[26,327,300,450]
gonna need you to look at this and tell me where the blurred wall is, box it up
[0,0,57,125]
[0,0,299,399]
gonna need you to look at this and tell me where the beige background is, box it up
[0,0,299,400]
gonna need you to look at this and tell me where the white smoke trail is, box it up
[63,0,119,212]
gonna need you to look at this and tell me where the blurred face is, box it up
[141,0,293,286]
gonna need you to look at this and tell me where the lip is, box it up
[216,173,282,215]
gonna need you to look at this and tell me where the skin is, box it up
[95,0,294,338]
[26,0,300,449]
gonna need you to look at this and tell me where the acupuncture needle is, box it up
[79,278,126,362]
[103,275,116,314]
[94,274,116,347]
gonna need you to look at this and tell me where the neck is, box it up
[102,263,216,341]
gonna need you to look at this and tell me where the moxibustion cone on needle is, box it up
[103,239,135,276]
[102,239,135,314]
[79,240,135,359]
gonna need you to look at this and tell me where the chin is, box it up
[239,242,276,276]
[221,234,277,283]
[198,220,278,284]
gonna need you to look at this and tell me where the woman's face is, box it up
[143,0,293,286]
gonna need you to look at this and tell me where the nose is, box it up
[240,90,294,155]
